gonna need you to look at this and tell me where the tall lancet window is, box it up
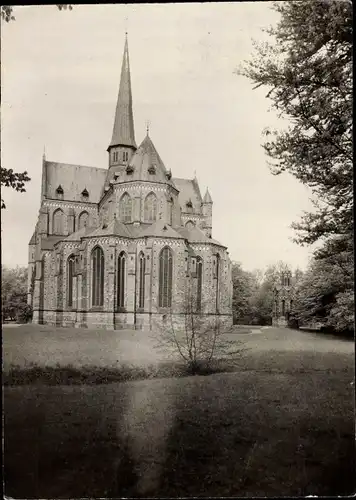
[159,247,173,308]
[144,192,157,222]
[67,255,75,307]
[196,256,203,312]
[91,246,104,307]
[168,197,173,226]
[138,252,146,309]
[215,254,220,312]
[53,208,64,235]
[117,251,126,309]
[78,211,89,230]
[120,193,132,223]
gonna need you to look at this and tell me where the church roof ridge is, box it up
[45,160,107,172]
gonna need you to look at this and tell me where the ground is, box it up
[3,324,355,497]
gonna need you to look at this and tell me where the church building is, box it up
[28,37,233,330]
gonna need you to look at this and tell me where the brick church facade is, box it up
[28,37,233,330]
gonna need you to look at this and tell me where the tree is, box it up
[1,5,72,22]
[231,262,260,324]
[293,252,354,333]
[0,169,31,209]
[239,1,352,248]
[157,287,242,375]
[1,266,31,322]
[1,4,73,208]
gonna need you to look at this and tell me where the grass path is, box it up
[4,327,355,497]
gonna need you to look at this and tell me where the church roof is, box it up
[139,219,185,239]
[41,235,64,250]
[176,225,225,247]
[86,218,133,239]
[61,225,96,242]
[45,161,107,203]
[29,231,36,245]
[173,177,203,214]
[108,35,136,150]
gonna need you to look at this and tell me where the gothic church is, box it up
[28,37,233,330]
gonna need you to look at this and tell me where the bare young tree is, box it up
[157,283,244,374]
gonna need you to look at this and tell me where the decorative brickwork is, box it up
[29,37,233,331]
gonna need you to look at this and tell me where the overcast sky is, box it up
[1,3,315,272]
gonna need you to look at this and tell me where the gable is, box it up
[45,161,107,204]
[173,178,203,214]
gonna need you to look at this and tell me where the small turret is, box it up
[202,188,213,237]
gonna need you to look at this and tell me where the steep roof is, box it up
[139,219,184,239]
[108,134,177,188]
[29,231,36,245]
[61,225,96,242]
[108,35,136,150]
[41,235,64,250]
[85,218,133,239]
[176,225,225,247]
[45,161,107,203]
[173,177,203,214]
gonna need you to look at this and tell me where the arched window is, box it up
[144,192,157,222]
[215,254,220,312]
[196,256,203,312]
[67,255,75,307]
[185,220,195,229]
[138,252,146,309]
[281,299,285,317]
[91,246,104,307]
[159,247,173,308]
[53,208,64,235]
[290,299,293,311]
[117,251,126,309]
[168,197,173,226]
[78,211,89,230]
[120,193,132,223]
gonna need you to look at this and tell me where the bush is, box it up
[16,304,32,323]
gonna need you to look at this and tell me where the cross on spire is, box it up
[146,119,151,136]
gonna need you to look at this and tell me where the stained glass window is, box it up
[215,254,220,312]
[196,256,203,312]
[120,193,132,223]
[159,247,173,308]
[117,251,126,309]
[139,252,145,309]
[92,246,104,307]
[67,255,75,307]
[144,192,157,222]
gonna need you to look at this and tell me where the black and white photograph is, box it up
[1,2,354,497]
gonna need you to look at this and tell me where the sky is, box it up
[1,3,316,272]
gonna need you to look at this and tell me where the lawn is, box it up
[3,325,355,497]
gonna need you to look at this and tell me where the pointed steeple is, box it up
[203,188,213,204]
[108,35,136,151]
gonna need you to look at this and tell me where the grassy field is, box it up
[3,325,355,497]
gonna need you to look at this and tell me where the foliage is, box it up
[1,5,72,22]
[0,168,31,209]
[293,252,354,333]
[1,266,30,322]
[231,262,260,324]
[239,0,352,247]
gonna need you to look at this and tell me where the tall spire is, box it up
[108,34,136,151]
